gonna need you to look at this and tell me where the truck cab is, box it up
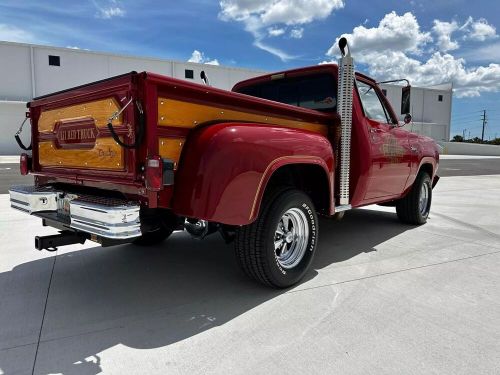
[232,65,439,209]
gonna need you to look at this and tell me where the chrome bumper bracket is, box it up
[9,185,141,240]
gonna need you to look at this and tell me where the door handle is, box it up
[410,146,418,152]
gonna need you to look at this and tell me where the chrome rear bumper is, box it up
[9,185,141,240]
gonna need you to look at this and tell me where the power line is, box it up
[481,110,487,142]
[452,115,482,121]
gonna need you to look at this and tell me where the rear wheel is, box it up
[235,189,318,288]
[396,172,432,225]
[133,227,173,246]
[133,208,176,246]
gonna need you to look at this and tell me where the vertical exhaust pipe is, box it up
[337,37,354,208]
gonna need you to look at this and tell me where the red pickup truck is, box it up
[10,39,439,288]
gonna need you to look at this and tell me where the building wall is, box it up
[381,83,453,142]
[0,101,28,155]
[0,41,264,155]
[0,40,454,154]
[439,141,500,156]
[0,41,263,100]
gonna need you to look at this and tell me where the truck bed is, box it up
[28,71,334,206]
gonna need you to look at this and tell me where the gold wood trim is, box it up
[158,98,327,135]
[158,137,185,168]
[38,98,123,133]
[38,137,124,170]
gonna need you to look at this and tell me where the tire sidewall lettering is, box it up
[301,203,316,252]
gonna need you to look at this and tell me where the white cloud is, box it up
[0,24,35,43]
[219,0,344,60]
[93,1,126,19]
[463,17,498,41]
[325,12,500,98]
[220,0,344,26]
[327,12,432,57]
[100,7,125,19]
[432,20,459,52]
[268,27,285,37]
[188,50,220,65]
[290,27,304,39]
[462,42,500,62]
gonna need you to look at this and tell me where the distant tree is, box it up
[470,137,484,144]
[451,135,464,142]
[488,138,500,145]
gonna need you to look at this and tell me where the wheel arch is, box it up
[253,161,333,220]
[419,162,434,178]
[172,122,334,226]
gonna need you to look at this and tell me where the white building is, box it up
[380,82,453,142]
[0,41,263,154]
[0,40,452,154]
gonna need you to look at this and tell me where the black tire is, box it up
[132,208,176,246]
[396,172,432,225]
[235,189,318,288]
[132,227,173,246]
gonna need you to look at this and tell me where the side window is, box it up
[356,80,390,123]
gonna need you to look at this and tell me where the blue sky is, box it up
[1,0,499,139]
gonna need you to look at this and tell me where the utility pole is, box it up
[462,129,466,140]
[481,110,487,142]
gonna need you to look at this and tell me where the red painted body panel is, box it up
[172,123,334,225]
[352,75,413,203]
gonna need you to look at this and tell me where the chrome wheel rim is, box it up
[274,208,309,269]
[419,182,430,216]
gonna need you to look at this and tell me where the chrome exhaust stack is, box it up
[336,37,354,210]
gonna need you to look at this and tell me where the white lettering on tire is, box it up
[302,203,316,252]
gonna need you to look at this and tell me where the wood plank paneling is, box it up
[157,98,327,135]
[158,138,185,168]
[38,137,124,170]
[38,98,123,133]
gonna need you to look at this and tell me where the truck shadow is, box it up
[0,208,410,375]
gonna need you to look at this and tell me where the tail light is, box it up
[145,156,163,191]
[20,153,31,176]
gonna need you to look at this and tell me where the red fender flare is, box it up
[172,122,334,226]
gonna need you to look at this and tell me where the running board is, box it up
[335,205,352,212]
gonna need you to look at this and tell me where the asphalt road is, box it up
[438,157,500,177]
[1,158,499,193]
[0,164,33,193]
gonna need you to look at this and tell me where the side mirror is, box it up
[404,113,412,125]
[200,71,210,86]
[401,85,411,115]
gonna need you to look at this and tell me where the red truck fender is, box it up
[172,122,335,226]
[402,154,439,196]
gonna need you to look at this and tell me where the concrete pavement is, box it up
[1,174,500,374]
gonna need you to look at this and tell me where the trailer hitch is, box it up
[35,231,87,251]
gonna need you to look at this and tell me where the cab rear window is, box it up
[235,74,337,112]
